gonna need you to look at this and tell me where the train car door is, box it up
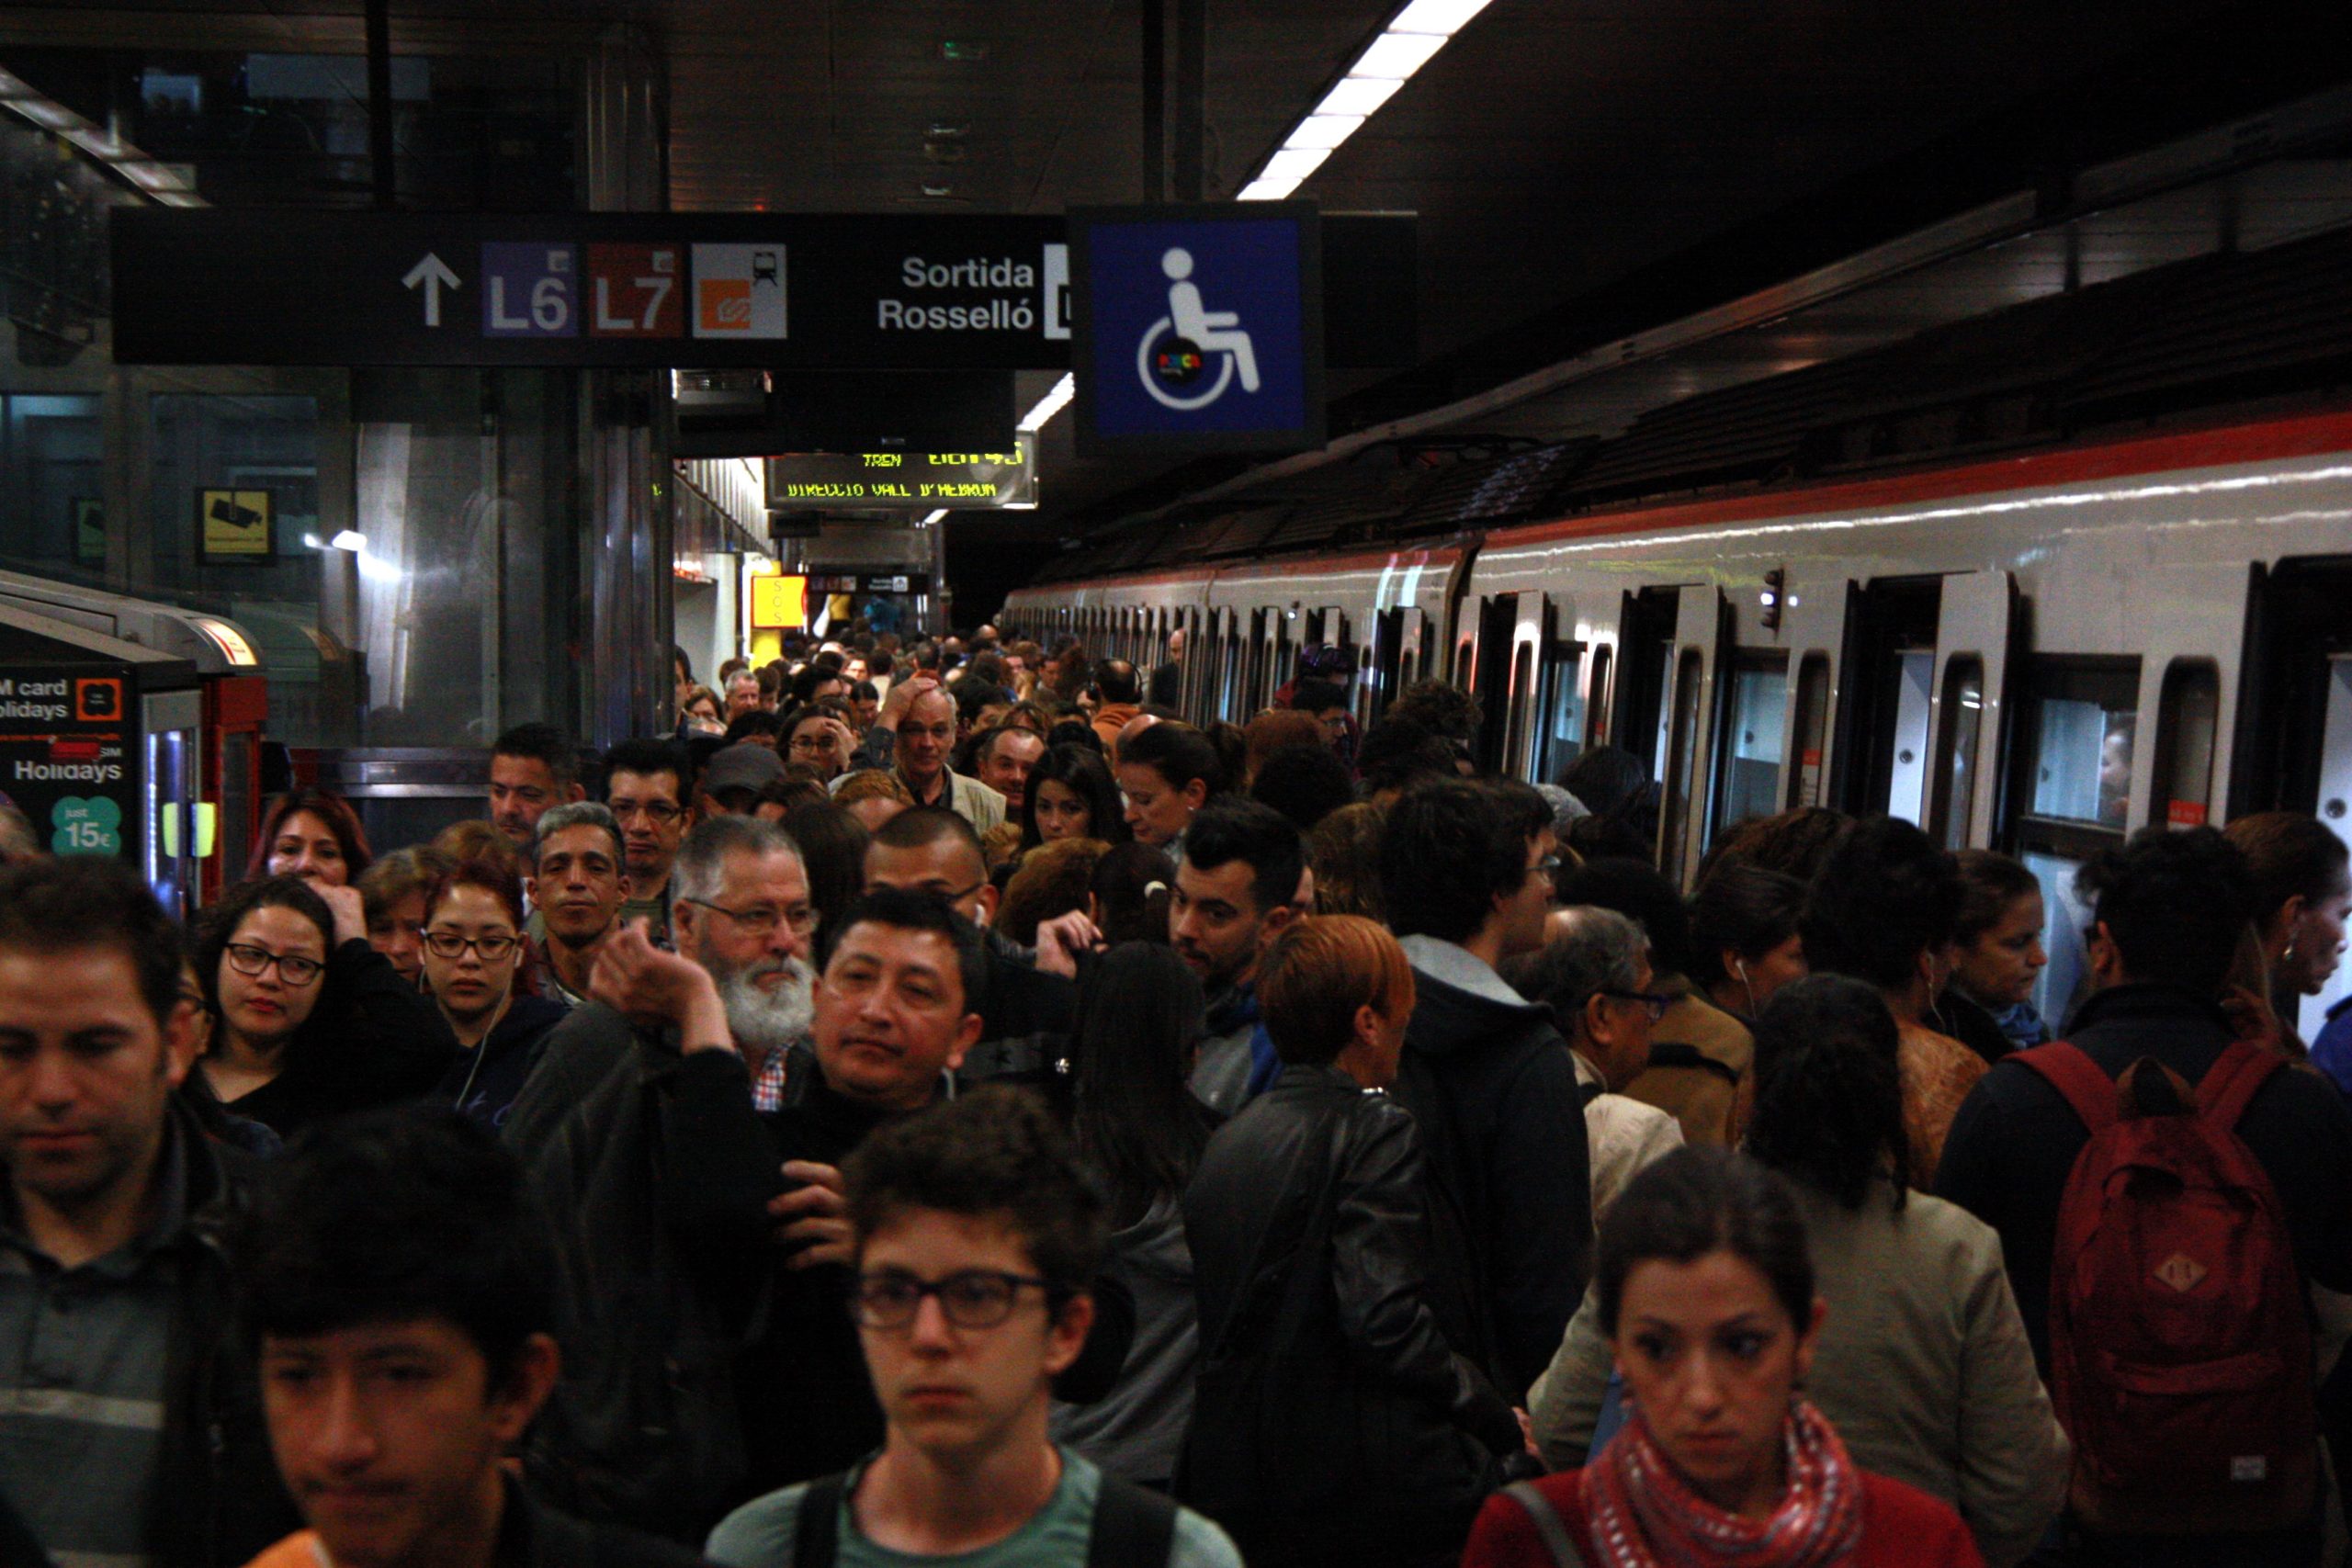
[1610,587,1681,788]
[1830,577,1940,821]
[1531,596,1589,785]
[1658,588,1731,888]
[1467,593,1518,771]
[1924,570,2019,852]
[2233,556,2352,1041]
[2003,655,2141,1032]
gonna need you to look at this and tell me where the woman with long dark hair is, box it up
[1943,850,2050,1062]
[1527,976,2062,1567]
[2227,811,2352,1055]
[1021,742,1130,851]
[1050,942,1218,1488]
[1475,1145,1989,1568]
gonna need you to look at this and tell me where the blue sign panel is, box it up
[1069,203,1324,457]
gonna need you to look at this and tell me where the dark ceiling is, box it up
[10,0,2350,618]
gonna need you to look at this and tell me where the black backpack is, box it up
[790,1469,1176,1567]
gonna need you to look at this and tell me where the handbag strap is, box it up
[1504,1481,1587,1568]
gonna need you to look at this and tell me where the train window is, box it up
[2007,657,2141,1027]
[1536,643,1587,782]
[2149,659,2221,829]
[1505,642,1535,778]
[1929,657,1985,851]
[1709,653,1789,847]
[1586,644,1613,749]
[1788,653,1830,808]
[2024,666,2138,829]
[1884,650,1935,826]
[1659,649,1706,880]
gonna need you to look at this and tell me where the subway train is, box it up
[1002,403,2352,1038]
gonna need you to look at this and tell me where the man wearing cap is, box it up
[698,743,788,818]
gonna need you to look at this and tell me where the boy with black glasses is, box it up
[707,1087,1238,1568]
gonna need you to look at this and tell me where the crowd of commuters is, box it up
[6,616,2352,1568]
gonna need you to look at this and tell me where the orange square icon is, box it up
[699,279,752,332]
[74,678,123,723]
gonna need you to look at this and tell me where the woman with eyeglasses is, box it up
[781,701,858,782]
[423,859,571,1131]
[190,874,448,1137]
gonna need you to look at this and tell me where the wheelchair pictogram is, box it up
[1136,246,1261,411]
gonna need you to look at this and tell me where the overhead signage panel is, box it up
[112,210,1069,369]
[112,209,1416,372]
[766,446,1035,510]
[1069,203,1324,457]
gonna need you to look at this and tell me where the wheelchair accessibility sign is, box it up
[1069,203,1323,456]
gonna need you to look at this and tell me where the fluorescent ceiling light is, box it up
[921,508,950,526]
[1314,75,1403,118]
[1350,29,1447,79]
[1253,146,1331,190]
[330,529,368,552]
[1283,113,1364,152]
[1017,373,1075,433]
[1387,0,1494,35]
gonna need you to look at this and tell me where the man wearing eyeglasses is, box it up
[1499,906,1682,1224]
[604,738,698,947]
[502,816,822,1535]
[707,1087,1239,1568]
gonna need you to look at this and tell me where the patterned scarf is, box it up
[1582,1398,1863,1568]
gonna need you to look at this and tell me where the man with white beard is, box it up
[582,886,1003,1503]
[503,814,826,1535]
[502,814,817,1163]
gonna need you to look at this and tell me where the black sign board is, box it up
[0,665,140,861]
[111,209,1416,371]
[808,572,934,595]
[769,447,1034,509]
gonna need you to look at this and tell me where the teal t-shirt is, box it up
[706,1448,1240,1568]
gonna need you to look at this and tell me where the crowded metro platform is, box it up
[10,0,2352,1564]
[6,623,2352,1568]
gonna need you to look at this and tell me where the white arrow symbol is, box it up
[401,253,460,327]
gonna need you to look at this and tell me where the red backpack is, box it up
[2021,1039,2317,1534]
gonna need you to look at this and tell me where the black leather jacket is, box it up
[1180,1065,1520,1528]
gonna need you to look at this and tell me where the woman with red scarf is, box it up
[1463,1146,1982,1568]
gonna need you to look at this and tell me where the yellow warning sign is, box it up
[198,489,273,559]
[749,573,807,630]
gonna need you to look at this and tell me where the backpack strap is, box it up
[1502,1481,1588,1567]
[2018,1041,2120,1135]
[792,1472,847,1568]
[2196,1038,2286,1134]
[1085,1472,1180,1568]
